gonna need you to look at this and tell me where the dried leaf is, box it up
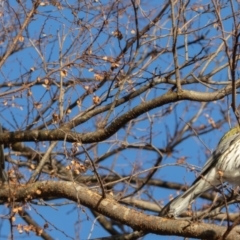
[18,36,24,42]
[36,227,43,236]
[111,62,120,70]
[52,113,59,123]
[60,69,67,77]
[44,79,50,85]
[112,30,123,40]
[93,96,100,104]
[94,73,104,81]
[176,157,186,164]
[34,102,42,109]
[27,90,32,96]
[17,224,23,233]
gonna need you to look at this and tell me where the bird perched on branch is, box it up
[0,125,7,182]
[159,126,240,217]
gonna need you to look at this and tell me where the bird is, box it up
[159,126,240,217]
[0,124,7,182]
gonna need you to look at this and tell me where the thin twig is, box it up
[0,1,41,68]
[179,117,212,153]
[170,0,182,92]
[28,142,58,183]
[81,144,106,198]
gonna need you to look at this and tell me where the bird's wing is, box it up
[192,132,240,186]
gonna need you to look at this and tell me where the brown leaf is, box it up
[52,113,59,123]
[93,96,100,104]
[94,73,104,81]
[60,69,68,77]
[176,156,186,164]
[112,30,123,40]
[27,90,32,96]
[111,62,120,70]
[34,102,42,109]
[18,36,24,42]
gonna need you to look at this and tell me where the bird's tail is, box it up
[159,179,213,217]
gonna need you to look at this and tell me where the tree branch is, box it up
[0,181,238,239]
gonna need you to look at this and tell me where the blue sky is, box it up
[0,0,238,239]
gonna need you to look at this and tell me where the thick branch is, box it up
[0,181,238,239]
[0,87,234,144]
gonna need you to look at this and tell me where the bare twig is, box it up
[81,144,106,198]
[170,0,182,92]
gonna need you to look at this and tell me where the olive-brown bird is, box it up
[160,127,240,217]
